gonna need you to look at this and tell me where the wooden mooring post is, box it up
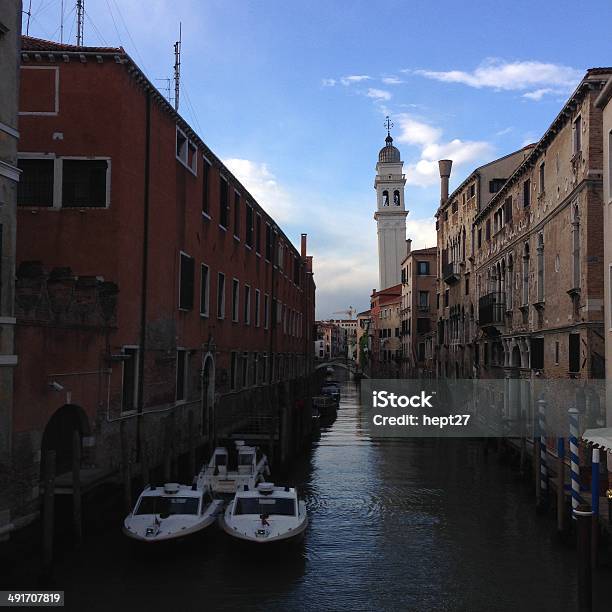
[42,450,56,570]
[575,503,593,612]
[72,430,82,546]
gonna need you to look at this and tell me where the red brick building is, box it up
[368,284,401,377]
[11,36,315,526]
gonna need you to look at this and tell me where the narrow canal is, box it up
[20,377,610,611]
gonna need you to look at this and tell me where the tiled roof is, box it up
[21,35,123,54]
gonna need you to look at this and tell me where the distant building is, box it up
[0,1,21,541]
[315,321,346,359]
[328,319,357,360]
[369,285,402,378]
[356,310,371,369]
[400,243,437,378]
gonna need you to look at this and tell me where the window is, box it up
[503,196,513,223]
[244,285,251,324]
[17,158,54,206]
[417,261,429,275]
[444,289,449,307]
[418,291,429,308]
[265,223,273,261]
[555,341,560,365]
[62,159,108,208]
[219,177,229,228]
[202,158,211,216]
[230,351,238,390]
[531,338,544,370]
[175,128,197,174]
[417,318,430,333]
[294,256,300,286]
[522,244,530,306]
[176,349,189,401]
[121,347,139,412]
[536,233,544,302]
[264,293,270,329]
[539,162,545,193]
[489,178,506,193]
[217,272,225,319]
[465,276,470,295]
[477,228,482,249]
[232,278,240,322]
[573,116,582,155]
[485,219,491,241]
[246,204,254,247]
[200,264,209,316]
[418,343,426,361]
[256,214,262,254]
[523,179,531,208]
[569,333,580,373]
[178,252,195,310]
[241,352,248,388]
[233,191,241,239]
[451,200,458,214]
[468,184,475,199]
[255,289,261,327]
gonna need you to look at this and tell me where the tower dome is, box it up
[378,134,400,163]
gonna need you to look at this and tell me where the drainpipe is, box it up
[137,91,152,458]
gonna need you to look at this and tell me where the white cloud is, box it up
[394,113,493,187]
[223,158,298,224]
[414,58,583,100]
[495,127,513,136]
[382,76,403,85]
[322,78,337,87]
[406,218,437,249]
[340,74,371,85]
[366,88,392,101]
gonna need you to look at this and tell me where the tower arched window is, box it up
[393,190,400,206]
[382,190,389,206]
[507,254,514,311]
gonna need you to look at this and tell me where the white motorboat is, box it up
[123,482,224,544]
[196,440,270,497]
[220,482,308,545]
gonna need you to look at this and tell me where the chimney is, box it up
[406,238,412,255]
[438,159,453,204]
[301,233,307,258]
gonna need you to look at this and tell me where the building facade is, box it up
[315,321,346,360]
[595,77,612,430]
[374,130,407,290]
[11,36,316,528]
[400,245,437,378]
[435,147,532,379]
[0,1,21,541]
[369,285,401,377]
[471,69,609,382]
[356,309,371,370]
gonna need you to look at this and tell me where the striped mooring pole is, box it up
[591,447,600,569]
[569,406,581,517]
[538,399,548,504]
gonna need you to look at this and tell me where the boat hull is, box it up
[219,514,308,546]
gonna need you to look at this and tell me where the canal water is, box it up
[12,377,610,611]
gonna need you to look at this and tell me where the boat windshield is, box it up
[238,453,254,466]
[234,497,296,516]
[135,496,199,516]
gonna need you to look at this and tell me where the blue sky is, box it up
[24,0,612,318]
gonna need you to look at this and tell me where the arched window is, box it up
[507,254,514,311]
[393,190,400,206]
[537,233,544,302]
[382,190,389,206]
[522,242,530,306]
[571,202,580,289]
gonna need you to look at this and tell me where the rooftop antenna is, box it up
[76,0,84,47]
[24,0,32,35]
[60,0,64,44]
[173,23,182,111]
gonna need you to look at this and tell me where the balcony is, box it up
[478,292,505,327]
[442,261,461,284]
[417,304,430,313]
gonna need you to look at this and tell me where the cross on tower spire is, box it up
[384,116,394,137]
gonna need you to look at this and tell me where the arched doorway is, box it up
[201,352,216,447]
[41,404,90,476]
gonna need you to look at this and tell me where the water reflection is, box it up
[17,377,608,611]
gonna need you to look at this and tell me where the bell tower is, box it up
[374,117,407,290]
